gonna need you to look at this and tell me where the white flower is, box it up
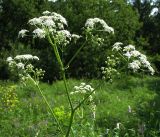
[139,54,147,64]
[18,29,29,38]
[130,50,141,57]
[123,45,135,52]
[15,54,32,60]
[112,42,123,51]
[57,23,64,29]
[85,18,114,33]
[33,56,39,60]
[71,83,94,95]
[33,28,46,38]
[123,52,132,59]
[148,66,155,75]
[39,15,51,21]
[6,57,13,62]
[43,18,56,28]
[85,18,94,28]
[29,18,42,26]
[101,67,105,71]
[72,34,81,39]
[42,10,51,15]
[14,54,39,61]
[105,26,114,34]
[51,12,67,26]
[57,30,71,39]
[48,0,57,2]
[16,62,25,69]
[80,82,86,86]
[150,7,159,17]
[128,60,141,72]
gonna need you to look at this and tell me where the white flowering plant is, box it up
[6,54,45,84]
[101,42,155,82]
[6,11,154,137]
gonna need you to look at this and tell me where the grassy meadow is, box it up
[0,75,160,137]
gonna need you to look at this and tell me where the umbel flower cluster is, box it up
[70,83,96,119]
[70,83,94,95]
[85,18,114,34]
[70,82,95,105]
[18,11,114,48]
[18,11,81,46]
[6,54,45,84]
[112,42,155,75]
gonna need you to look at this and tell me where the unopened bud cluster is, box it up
[101,55,120,82]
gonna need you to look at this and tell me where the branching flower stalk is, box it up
[6,10,155,137]
[16,10,155,137]
[6,55,63,134]
[6,9,155,137]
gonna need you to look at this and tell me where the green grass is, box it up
[0,76,160,136]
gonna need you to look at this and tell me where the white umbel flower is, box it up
[85,18,114,33]
[112,42,123,51]
[42,10,51,15]
[148,66,155,75]
[58,30,71,38]
[17,62,25,69]
[72,34,81,39]
[51,12,68,26]
[123,52,132,59]
[71,83,94,95]
[18,29,29,38]
[6,57,13,62]
[29,18,42,26]
[14,54,39,61]
[128,60,141,72]
[48,0,57,2]
[33,28,46,38]
[43,18,56,28]
[123,45,135,52]
[130,50,141,57]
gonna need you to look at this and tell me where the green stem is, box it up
[47,35,73,110]
[118,51,128,62]
[65,41,87,69]
[35,82,63,134]
[47,34,75,137]
[62,70,74,110]
[65,110,75,137]
[47,35,63,68]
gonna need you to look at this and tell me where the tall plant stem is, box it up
[35,82,63,134]
[62,70,74,110]
[47,35,92,137]
[65,110,75,137]
[65,41,87,69]
[47,35,73,111]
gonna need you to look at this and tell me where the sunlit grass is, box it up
[0,75,160,136]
